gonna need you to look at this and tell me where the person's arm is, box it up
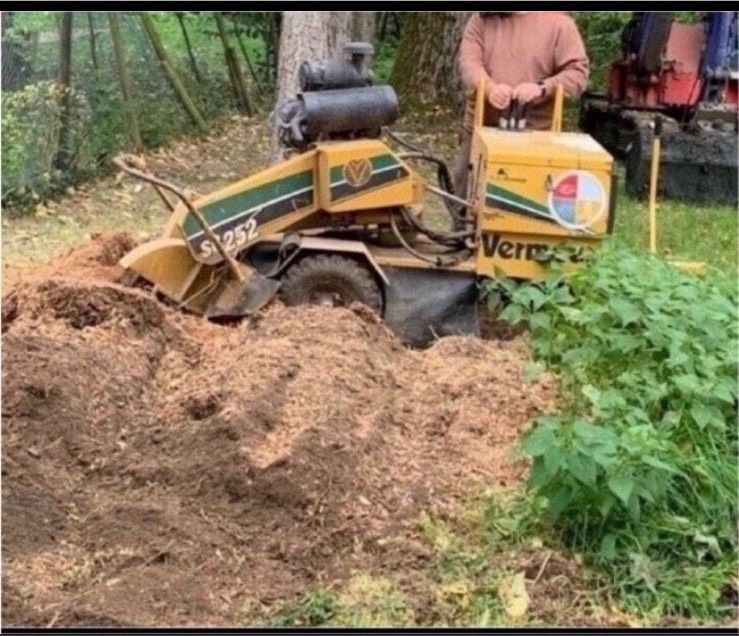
[458,14,512,110]
[458,13,489,90]
[541,15,590,98]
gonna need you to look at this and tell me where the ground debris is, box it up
[2,236,556,627]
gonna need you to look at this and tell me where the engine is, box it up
[276,42,399,150]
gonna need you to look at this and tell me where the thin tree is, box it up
[262,12,280,84]
[378,12,389,41]
[378,12,401,41]
[175,12,203,85]
[230,16,264,95]
[53,11,74,172]
[87,12,99,70]
[213,12,253,116]
[109,12,142,150]
[139,12,207,132]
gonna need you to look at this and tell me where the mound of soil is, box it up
[2,234,556,626]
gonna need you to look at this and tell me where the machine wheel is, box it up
[279,254,383,313]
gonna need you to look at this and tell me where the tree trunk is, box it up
[109,12,142,151]
[377,12,390,41]
[262,12,281,84]
[176,12,203,84]
[271,11,352,161]
[352,12,375,44]
[214,11,253,116]
[390,13,403,40]
[139,12,207,132]
[390,12,470,113]
[87,12,99,70]
[53,11,74,172]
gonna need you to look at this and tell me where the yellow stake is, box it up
[551,84,564,133]
[475,78,487,130]
[646,117,705,274]
[648,117,662,254]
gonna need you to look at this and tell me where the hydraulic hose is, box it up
[400,206,473,247]
[384,128,468,223]
[389,212,471,267]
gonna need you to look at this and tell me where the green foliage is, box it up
[491,242,738,617]
[2,11,267,211]
[415,490,612,626]
[271,576,413,627]
[573,12,631,90]
[374,40,398,85]
[419,512,489,579]
[334,574,414,626]
[272,588,339,626]
[1,80,95,203]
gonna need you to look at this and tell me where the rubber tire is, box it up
[279,254,383,314]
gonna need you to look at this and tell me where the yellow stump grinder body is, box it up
[119,44,615,345]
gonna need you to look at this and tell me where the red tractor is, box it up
[580,12,737,204]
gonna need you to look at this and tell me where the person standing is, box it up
[453,12,590,200]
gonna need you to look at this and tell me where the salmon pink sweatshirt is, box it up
[458,12,589,130]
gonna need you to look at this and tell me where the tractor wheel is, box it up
[279,254,383,313]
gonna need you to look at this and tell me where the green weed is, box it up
[271,574,413,627]
[416,490,610,627]
[490,241,738,618]
[271,588,339,627]
[335,574,414,626]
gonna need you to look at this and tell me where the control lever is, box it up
[498,99,530,131]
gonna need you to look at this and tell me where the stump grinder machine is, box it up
[580,11,738,204]
[117,43,616,345]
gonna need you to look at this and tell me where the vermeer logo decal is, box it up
[343,159,372,188]
[482,234,548,261]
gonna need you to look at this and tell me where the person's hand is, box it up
[487,83,513,110]
[513,82,545,104]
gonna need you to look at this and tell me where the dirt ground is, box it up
[1,233,560,626]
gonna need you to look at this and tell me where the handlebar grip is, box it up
[517,102,530,130]
[499,99,519,130]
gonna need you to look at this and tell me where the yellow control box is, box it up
[472,128,615,279]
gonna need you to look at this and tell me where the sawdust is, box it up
[2,233,557,627]
[2,231,137,291]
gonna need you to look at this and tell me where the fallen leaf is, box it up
[498,571,529,619]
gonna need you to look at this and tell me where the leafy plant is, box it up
[272,588,338,626]
[489,241,738,617]
[1,80,95,206]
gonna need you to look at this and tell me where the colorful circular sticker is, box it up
[548,170,606,230]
